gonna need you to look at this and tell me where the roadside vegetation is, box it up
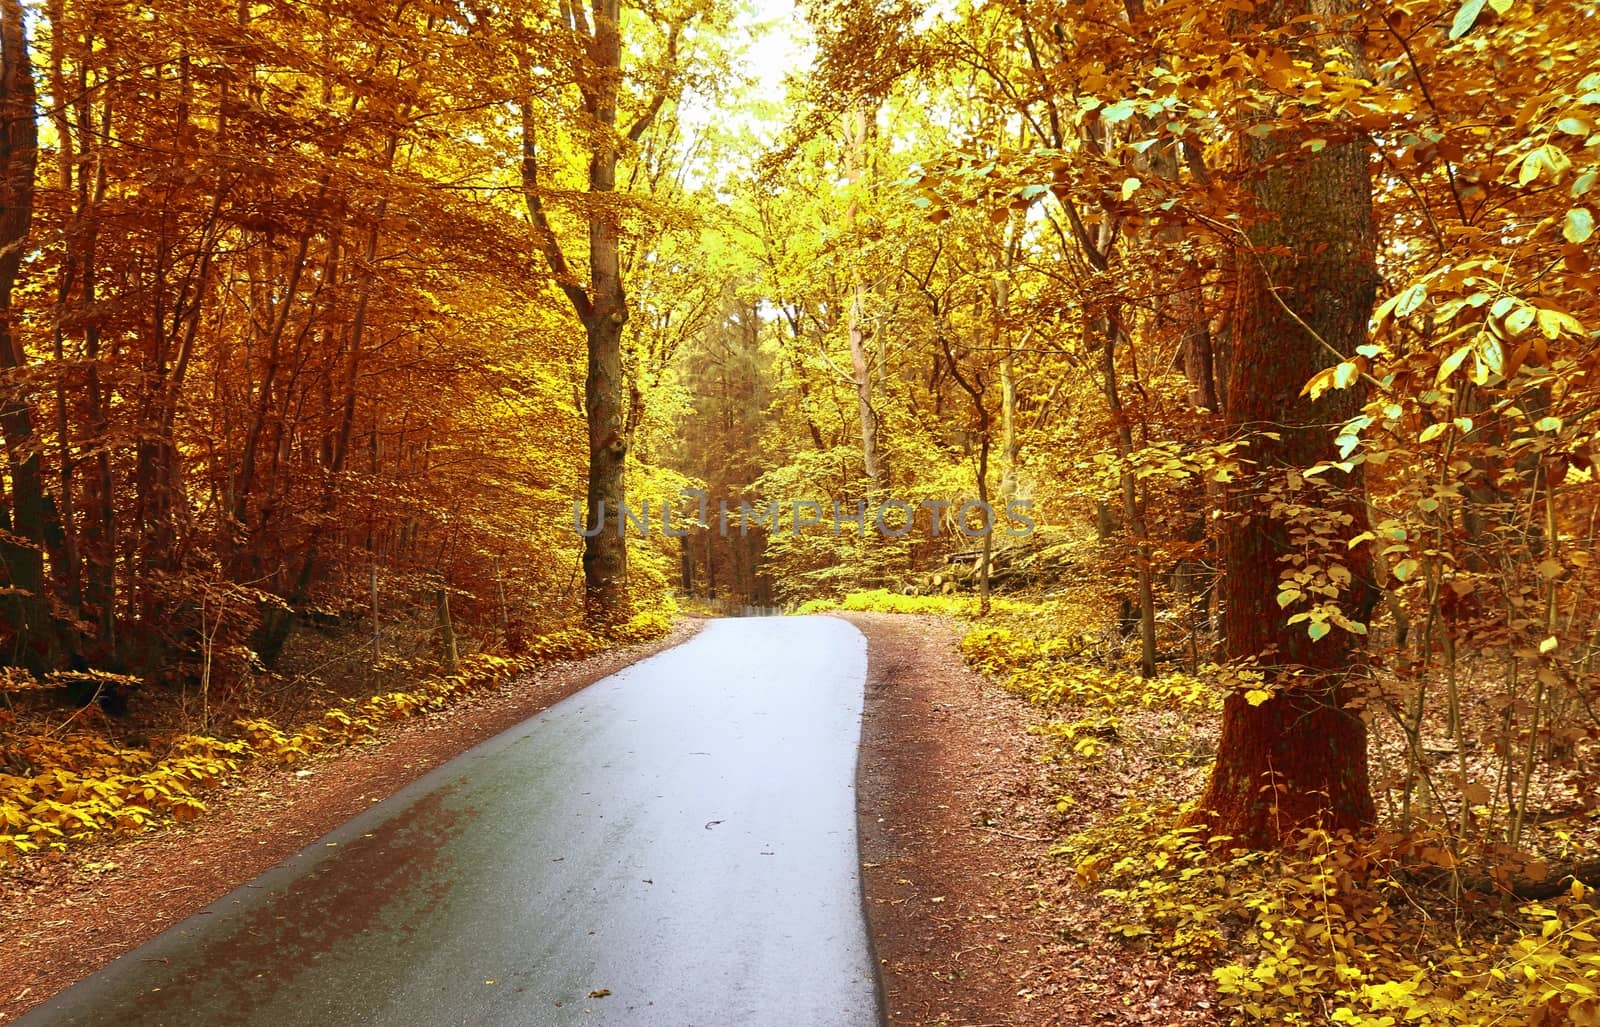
[1,611,668,865]
[813,589,1600,1026]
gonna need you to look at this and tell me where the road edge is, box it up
[0,618,704,1023]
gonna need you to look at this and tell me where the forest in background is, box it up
[3,0,1600,1021]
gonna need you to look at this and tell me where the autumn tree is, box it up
[0,0,52,671]
[0,0,694,697]
[1188,0,1380,845]
[517,0,700,624]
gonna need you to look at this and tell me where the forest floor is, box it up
[0,618,702,1024]
[847,611,1220,1026]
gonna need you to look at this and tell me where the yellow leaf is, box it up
[1245,689,1273,706]
[1303,367,1337,400]
[1536,307,1583,339]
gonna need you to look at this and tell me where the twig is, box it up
[971,825,1053,844]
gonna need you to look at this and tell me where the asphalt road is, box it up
[16,616,882,1027]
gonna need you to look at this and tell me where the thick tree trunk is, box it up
[1190,0,1380,847]
[0,0,60,672]
[581,312,629,621]
[578,0,630,623]
[519,0,674,627]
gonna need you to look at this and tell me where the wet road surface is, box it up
[15,616,882,1027]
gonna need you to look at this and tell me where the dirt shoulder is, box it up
[0,619,702,1024]
[847,611,1216,1026]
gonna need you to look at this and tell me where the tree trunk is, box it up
[1098,313,1158,679]
[843,99,883,487]
[435,587,458,675]
[1189,0,1380,847]
[581,312,629,621]
[996,277,1019,502]
[0,0,59,672]
[1178,262,1219,414]
[518,0,675,627]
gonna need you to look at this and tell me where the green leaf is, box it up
[1450,0,1487,38]
[1307,621,1330,642]
[1565,207,1595,244]
[1395,282,1428,318]
[1518,144,1573,187]
[1437,342,1472,383]
[1393,558,1420,582]
[1101,99,1136,125]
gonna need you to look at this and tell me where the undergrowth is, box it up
[1059,808,1600,1026]
[823,587,1600,1026]
[0,610,672,865]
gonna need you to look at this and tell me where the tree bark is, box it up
[519,0,679,625]
[435,587,458,675]
[1189,0,1381,847]
[843,99,883,487]
[1178,262,1219,413]
[0,0,59,672]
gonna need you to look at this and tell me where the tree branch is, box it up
[625,19,679,143]
[521,98,594,322]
